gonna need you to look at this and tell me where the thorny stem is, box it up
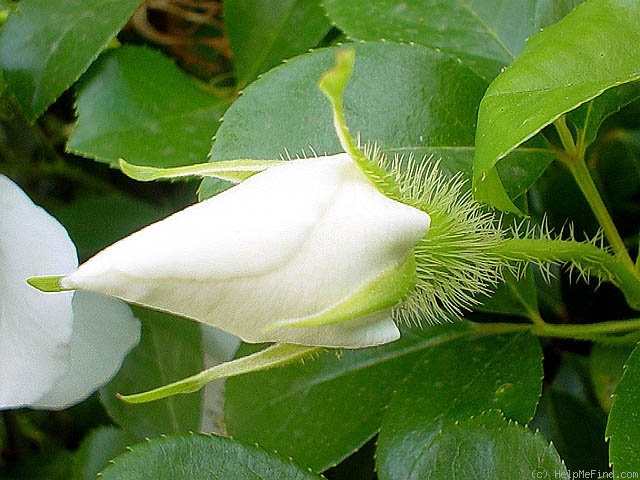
[496,237,640,310]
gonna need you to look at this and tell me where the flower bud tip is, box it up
[27,275,69,293]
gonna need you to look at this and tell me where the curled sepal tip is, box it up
[118,158,285,184]
[318,48,400,199]
[117,343,322,404]
[27,275,71,293]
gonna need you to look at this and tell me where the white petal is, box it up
[63,154,429,348]
[32,292,140,410]
[0,175,77,409]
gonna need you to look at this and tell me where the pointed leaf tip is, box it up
[27,275,69,293]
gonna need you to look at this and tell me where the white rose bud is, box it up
[59,153,431,348]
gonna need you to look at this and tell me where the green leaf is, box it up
[533,354,610,472]
[72,427,137,480]
[99,308,204,439]
[529,161,601,237]
[68,46,227,168]
[550,353,591,401]
[225,323,471,472]
[474,0,640,211]
[569,81,640,148]
[322,0,586,81]
[0,0,141,120]
[534,0,587,29]
[225,0,331,88]
[406,410,567,479]
[321,0,517,80]
[203,42,552,202]
[606,345,640,475]
[99,434,322,480]
[202,42,488,199]
[590,344,633,412]
[543,390,609,472]
[376,332,543,480]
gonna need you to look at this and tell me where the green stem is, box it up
[504,274,545,326]
[569,158,634,268]
[472,317,640,343]
[554,116,578,157]
[554,117,635,270]
[496,237,640,310]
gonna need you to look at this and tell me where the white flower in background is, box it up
[0,175,140,410]
[58,153,431,348]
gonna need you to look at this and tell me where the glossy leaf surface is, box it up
[226,0,331,87]
[474,0,640,211]
[376,332,543,480]
[0,0,141,120]
[606,345,640,476]
[323,0,590,81]
[72,427,137,480]
[225,324,471,472]
[203,42,550,201]
[99,434,322,480]
[69,47,226,168]
[407,411,567,479]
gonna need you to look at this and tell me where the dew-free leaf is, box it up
[68,47,227,169]
[225,0,331,88]
[225,324,471,472]
[99,309,203,439]
[606,345,640,476]
[376,332,543,480]
[473,0,640,211]
[0,0,141,120]
[99,434,322,480]
[405,411,567,479]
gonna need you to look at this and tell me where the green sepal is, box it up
[273,255,417,329]
[119,158,286,183]
[117,343,322,404]
[27,275,71,293]
[318,48,401,200]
